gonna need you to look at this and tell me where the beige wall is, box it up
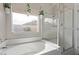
[12,3,57,17]
[0,4,6,42]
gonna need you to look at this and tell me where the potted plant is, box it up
[3,3,11,14]
[39,10,44,15]
[26,3,31,16]
[26,4,31,13]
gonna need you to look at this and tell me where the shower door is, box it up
[74,4,79,54]
[63,9,73,50]
[59,4,74,53]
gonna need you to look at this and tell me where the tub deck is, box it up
[34,40,61,55]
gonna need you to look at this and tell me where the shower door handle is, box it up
[60,23,63,26]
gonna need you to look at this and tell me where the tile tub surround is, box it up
[7,37,42,46]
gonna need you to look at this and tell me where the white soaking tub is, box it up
[0,38,61,55]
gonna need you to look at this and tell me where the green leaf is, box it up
[4,3,11,9]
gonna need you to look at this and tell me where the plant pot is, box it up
[5,8,10,14]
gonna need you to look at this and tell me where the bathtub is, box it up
[0,38,61,55]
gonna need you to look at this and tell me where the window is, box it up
[44,17,57,32]
[12,12,38,33]
[43,17,57,44]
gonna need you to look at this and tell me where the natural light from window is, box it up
[12,12,38,25]
[12,12,38,32]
